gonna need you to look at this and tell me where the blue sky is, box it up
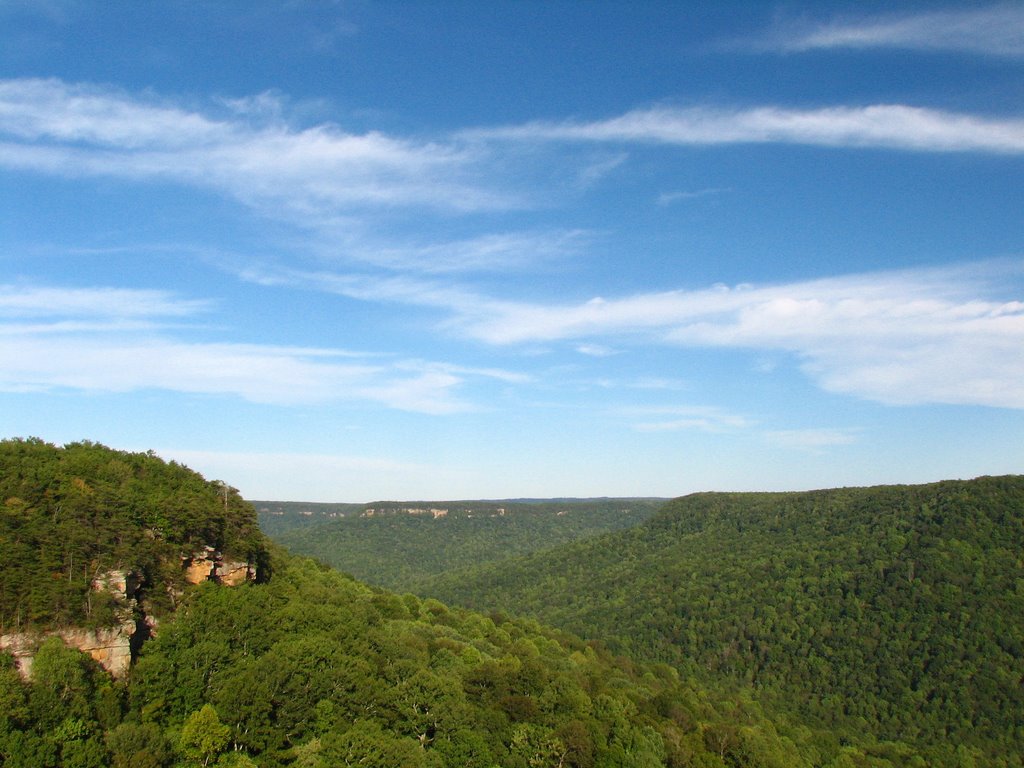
[2,1,1022,501]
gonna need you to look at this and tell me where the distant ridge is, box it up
[1,438,826,767]
[263,498,666,592]
[415,475,1024,767]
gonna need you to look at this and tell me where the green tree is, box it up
[106,722,174,768]
[320,720,424,768]
[180,704,231,767]
[29,638,99,727]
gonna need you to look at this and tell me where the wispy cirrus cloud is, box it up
[0,77,510,222]
[0,285,211,318]
[657,188,728,206]
[0,78,606,277]
[222,254,1024,411]
[349,229,592,274]
[575,343,618,358]
[469,104,1024,154]
[6,78,1024,263]
[757,5,1024,59]
[447,261,1024,410]
[624,411,858,450]
[0,283,519,413]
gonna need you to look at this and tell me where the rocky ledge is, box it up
[2,553,255,680]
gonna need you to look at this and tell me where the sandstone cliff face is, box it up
[182,547,256,586]
[0,632,38,678]
[218,560,253,586]
[1,552,254,680]
[1,567,139,679]
[0,622,136,679]
[183,547,217,584]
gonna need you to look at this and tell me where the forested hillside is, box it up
[416,477,1024,767]
[1,439,823,767]
[267,499,662,592]
[0,438,266,632]
[3,549,834,768]
[254,501,365,538]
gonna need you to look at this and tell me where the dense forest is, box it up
[267,499,663,593]
[2,439,832,768]
[0,438,266,632]
[410,478,1024,767]
[5,552,824,768]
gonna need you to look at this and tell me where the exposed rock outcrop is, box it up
[182,547,255,586]
[64,621,136,677]
[1,622,134,679]
[1,567,140,679]
[183,546,218,584]
[217,560,253,586]
[0,632,37,678]
[2,553,255,681]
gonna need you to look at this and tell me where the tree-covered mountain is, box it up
[1,439,819,768]
[413,477,1024,767]
[0,438,267,632]
[265,499,663,593]
[3,549,828,768]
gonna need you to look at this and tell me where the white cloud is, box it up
[219,257,1024,411]
[762,5,1024,59]
[6,78,1023,273]
[449,261,1024,409]
[0,283,523,413]
[470,104,1024,154]
[454,286,745,344]
[1,79,599,278]
[0,335,473,412]
[285,268,486,311]
[351,229,591,274]
[657,188,728,206]
[0,285,210,318]
[0,78,509,222]
[576,343,617,357]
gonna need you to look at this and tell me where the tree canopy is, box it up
[2,438,820,767]
[268,498,663,592]
[413,477,1024,767]
[0,438,267,632]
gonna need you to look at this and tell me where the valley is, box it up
[3,438,1021,767]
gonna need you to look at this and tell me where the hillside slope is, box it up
[1,440,817,768]
[0,438,267,633]
[416,476,1024,767]
[267,499,663,592]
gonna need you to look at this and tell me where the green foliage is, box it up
[7,438,1018,767]
[320,720,425,767]
[106,722,174,768]
[0,438,267,632]
[30,637,103,726]
[4,547,800,767]
[267,498,663,592]
[416,476,1024,767]
[0,638,124,768]
[180,704,231,767]
[109,554,779,767]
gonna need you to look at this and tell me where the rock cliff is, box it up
[1,553,254,680]
[182,546,256,586]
